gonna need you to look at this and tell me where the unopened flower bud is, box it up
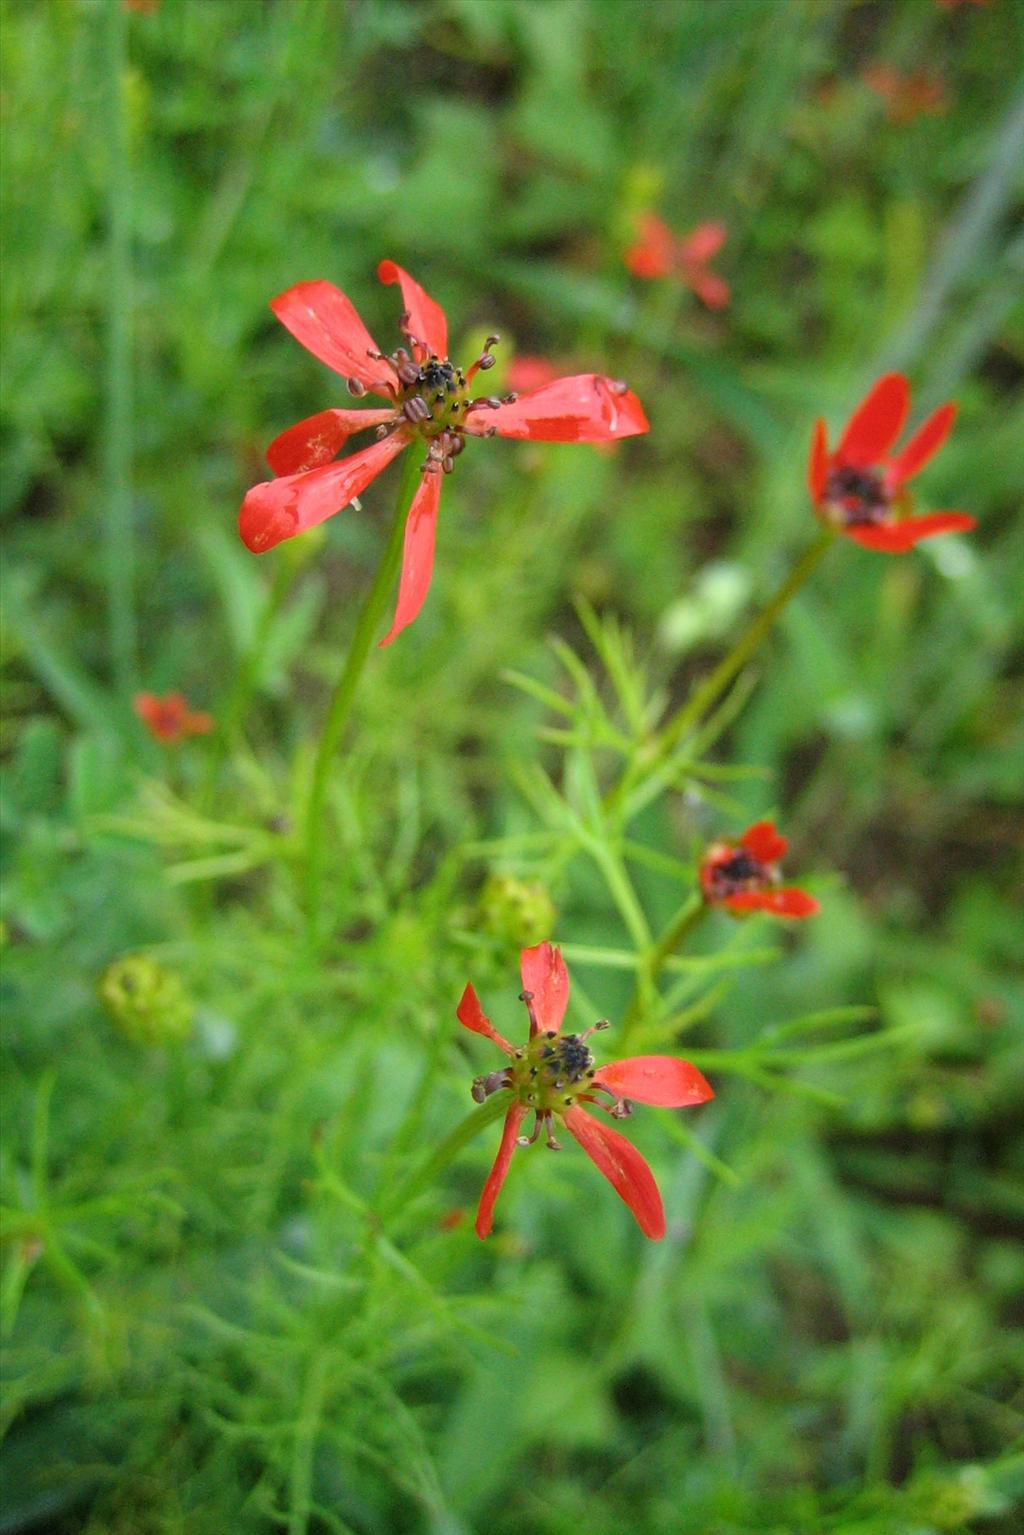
[479,874,556,948]
[97,955,194,1046]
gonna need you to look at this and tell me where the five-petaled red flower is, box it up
[700,820,820,918]
[239,262,649,644]
[625,212,730,311]
[458,943,713,1240]
[134,691,213,744]
[808,373,976,553]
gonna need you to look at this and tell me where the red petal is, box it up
[625,212,673,279]
[836,373,910,468]
[885,402,957,489]
[378,260,448,360]
[686,269,730,310]
[563,1107,665,1240]
[270,281,396,395]
[725,887,820,917]
[456,983,515,1056]
[465,375,649,443]
[239,432,408,553]
[266,408,395,476]
[519,943,568,1038]
[842,512,976,553]
[808,418,829,502]
[475,1103,526,1238]
[741,820,788,864]
[678,220,727,265]
[592,1056,714,1108]
[379,471,442,647]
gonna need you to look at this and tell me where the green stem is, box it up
[656,527,834,763]
[103,0,136,697]
[621,894,706,1045]
[382,1094,511,1220]
[201,556,297,809]
[304,451,421,931]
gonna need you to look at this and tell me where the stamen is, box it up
[471,1068,513,1104]
[466,335,501,384]
[518,988,543,1035]
[346,377,367,398]
[580,1019,610,1041]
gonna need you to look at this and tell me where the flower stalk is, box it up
[304,447,423,931]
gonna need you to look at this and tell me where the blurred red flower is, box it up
[240,262,648,644]
[458,943,713,1240]
[808,374,976,553]
[863,65,947,123]
[625,212,730,310]
[134,692,213,744]
[700,820,819,918]
[504,355,560,394]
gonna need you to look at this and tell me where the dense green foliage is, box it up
[2,1,1022,1531]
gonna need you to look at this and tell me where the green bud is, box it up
[479,874,556,949]
[98,955,194,1047]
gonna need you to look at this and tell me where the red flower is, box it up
[808,374,976,553]
[625,212,730,310]
[862,65,948,123]
[700,820,820,918]
[240,262,649,645]
[134,691,213,744]
[458,943,713,1240]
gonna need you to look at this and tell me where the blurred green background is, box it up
[2,0,1023,1531]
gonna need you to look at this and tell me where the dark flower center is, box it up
[360,326,518,477]
[705,847,773,900]
[824,465,892,526]
[470,1005,629,1153]
[399,358,471,438]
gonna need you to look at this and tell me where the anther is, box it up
[347,377,367,397]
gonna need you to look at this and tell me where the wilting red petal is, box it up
[266,408,395,476]
[885,402,957,489]
[475,1102,526,1238]
[270,281,396,396]
[379,471,442,647]
[836,373,910,468]
[239,432,408,553]
[465,375,649,443]
[520,942,569,1038]
[456,983,516,1056]
[563,1107,665,1239]
[741,820,788,864]
[686,269,731,310]
[592,1056,714,1108]
[678,220,727,266]
[377,260,448,360]
[843,512,976,553]
[726,887,820,917]
[808,418,829,502]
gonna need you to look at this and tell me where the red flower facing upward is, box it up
[134,691,213,744]
[700,821,820,918]
[240,262,649,645]
[458,943,714,1240]
[863,65,948,123]
[809,374,976,553]
[625,212,730,310]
